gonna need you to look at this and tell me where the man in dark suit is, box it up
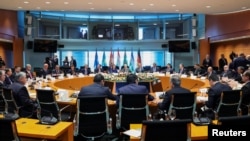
[117,74,155,106]
[78,74,117,101]
[218,54,228,71]
[4,68,14,86]
[9,72,37,118]
[94,64,103,73]
[157,74,190,112]
[67,65,78,75]
[150,62,160,73]
[193,64,203,76]
[201,66,216,78]
[178,63,187,74]
[202,54,213,70]
[70,56,77,68]
[39,63,51,78]
[135,63,144,73]
[80,64,91,75]
[25,64,34,80]
[240,70,250,115]
[203,74,232,119]
[51,64,63,77]
[220,65,233,79]
[0,70,6,111]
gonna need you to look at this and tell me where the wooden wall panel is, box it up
[206,10,250,41]
[199,38,210,65]
[13,38,24,67]
[210,38,250,67]
[0,9,17,39]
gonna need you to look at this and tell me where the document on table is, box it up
[123,129,141,138]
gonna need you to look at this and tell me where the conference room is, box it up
[1,0,250,141]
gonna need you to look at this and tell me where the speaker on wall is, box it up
[191,42,197,49]
[27,41,33,49]
[192,28,197,37]
[161,44,168,48]
[58,44,64,48]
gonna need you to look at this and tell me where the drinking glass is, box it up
[169,109,176,120]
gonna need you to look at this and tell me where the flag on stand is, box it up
[137,48,142,65]
[123,49,128,65]
[94,49,99,69]
[129,49,135,72]
[102,51,107,66]
[109,49,114,65]
[116,48,121,69]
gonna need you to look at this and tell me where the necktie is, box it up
[29,72,32,78]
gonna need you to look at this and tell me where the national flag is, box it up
[123,49,128,65]
[129,50,135,72]
[116,48,121,69]
[94,49,99,69]
[137,48,142,65]
[109,49,114,65]
[102,51,107,66]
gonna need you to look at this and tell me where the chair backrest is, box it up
[76,95,111,140]
[168,92,197,120]
[141,119,192,141]
[151,79,163,92]
[2,88,19,115]
[36,89,60,121]
[117,94,149,130]
[216,90,242,118]
[104,81,114,92]
[218,115,250,126]
[0,118,20,141]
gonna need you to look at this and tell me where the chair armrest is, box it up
[59,105,71,112]
[116,113,121,129]
[107,117,112,134]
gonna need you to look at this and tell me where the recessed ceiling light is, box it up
[175,10,179,12]
[115,24,120,26]
[206,5,211,8]
[241,7,247,9]
[64,2,69,4]
[88,2,92,4]
[36,7,41,9]
[61,10,65,11]
[165,22,169,24]
[18,7,22,9]
[90,8,95,10]
[24,1,29,4]
[129,3,134,6]
[153,23,157,25]
[149,3,154,6]
[172,4,176,7]
[142,8,146,11]
[45,2,51,4]
[108,8,112,10]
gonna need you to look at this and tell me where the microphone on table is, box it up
[189,83,198,89]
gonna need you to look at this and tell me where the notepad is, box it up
[123,129,141,138]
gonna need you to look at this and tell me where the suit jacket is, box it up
[67,69,78,75]
[205,82,232,110]
[70,59,77,67]
[25,70,34,79]
[193,68,203,76]
[81,68,91,75]
[150,66,160,73]
[202,58,213,69]
[78,83,117,101]
[39,69,51,78]
[117,83,154,106]
[158,86,190,112]
[178,68,187,74]
[9,82,37,117]
[220,70,233,78]
[241,81,250,115]
[51,69,63,76]
[218,58,228,71]
[135,67,144,73]
[4,75,14,86]
[94,68,103,73]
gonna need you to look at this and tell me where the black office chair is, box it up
[116,94,149,131]
[104,81,114,92]
[150,79,163,92]
[0,118,20,141]
[218,115,250,126]
[214,90,242,119]
[141,119,192,141]
[168,92,197,120]
[36,89,71,124]
[2,88,20,119]
[75,96,113,141]
[0,90,5,112]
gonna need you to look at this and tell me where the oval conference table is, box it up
[28,75,210,141]
[28,75,210,114]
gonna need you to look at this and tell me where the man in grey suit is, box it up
[117,74,155,105]
[78,74,117,101]
[158,74,190,112]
